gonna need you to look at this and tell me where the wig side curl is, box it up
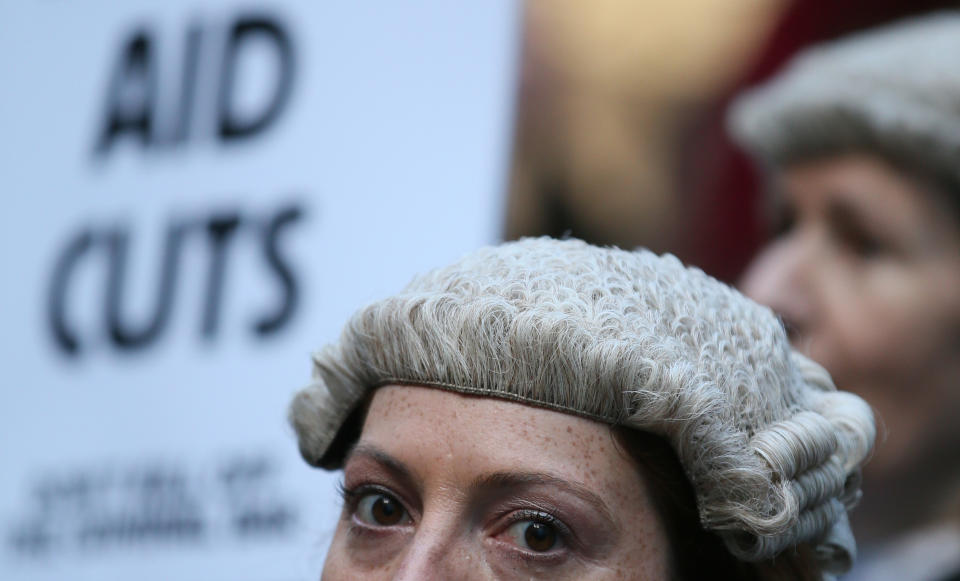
[289,238,874,578]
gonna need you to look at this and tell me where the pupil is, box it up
[372,495,401,525]
[524,522,556,551]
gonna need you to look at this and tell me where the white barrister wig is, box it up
[289,238,875,577]
[729,12,960,193]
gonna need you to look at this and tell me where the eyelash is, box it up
[336,482,574,564]
[337,483,411,521]
[504,509,571,541]
[336,481,359,507]
[491,507,575,566]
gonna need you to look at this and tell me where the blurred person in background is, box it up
[729,14,960,581]
[507,0,956,283]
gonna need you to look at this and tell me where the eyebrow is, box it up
[345,444,618,528]
[470,471,617,527]
[345,443,421,497]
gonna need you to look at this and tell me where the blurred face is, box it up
[322,385,670,581]
[741,154,960,478]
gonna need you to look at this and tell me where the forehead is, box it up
[777,154,960,245]
[344,387,673,578]
[357,385,639,495]
[780,155,944,220]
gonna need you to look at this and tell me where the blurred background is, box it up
[2,1,958,580]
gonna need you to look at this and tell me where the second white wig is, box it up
[290,237,874,577]
[728,12,960,196]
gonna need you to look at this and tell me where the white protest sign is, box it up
[0,1,517,579]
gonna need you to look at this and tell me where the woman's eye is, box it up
[506,520,563,552]
[355,492,410,527]
[846,230,883,258]
[771,202,797,239]
[828,202,886,259]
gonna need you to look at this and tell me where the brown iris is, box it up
[523,522,557,552]
[370,494,404,526]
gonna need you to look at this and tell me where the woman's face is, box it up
[741,154,960,478]
[322,384,670,580]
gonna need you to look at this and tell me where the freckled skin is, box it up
[322,385,671,580]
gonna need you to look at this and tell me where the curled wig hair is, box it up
[290,237,875,578]
[728,12,960,202]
